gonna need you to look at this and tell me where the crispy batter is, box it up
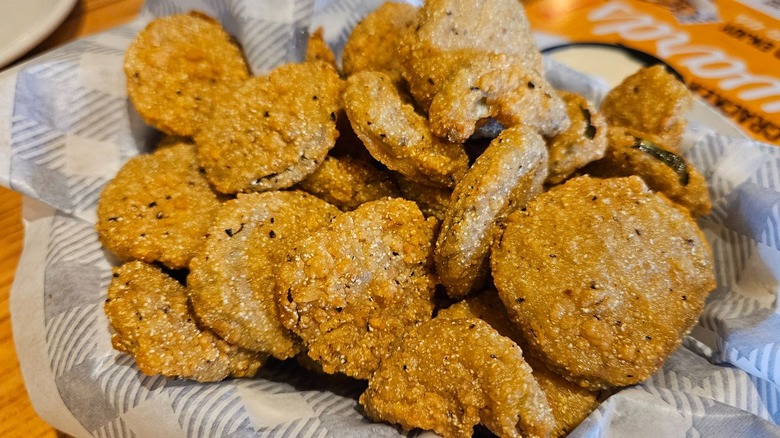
[296,155,400,211]
[305,27,337,69]
[600,65,693,151]
[529,357,607,437]
[361,317,554,438]
[187,191,340,358]
[195,61,341,194]
[110,8,719,432]
[399,0,540,108]
[435,125,548,299]
[438,290,520,338]
[343,70,469,188]
[125,12,249,137]
[492,175,716,390]
[439,291,606,437]
[342,2,418,84]
[96,139,221,269]
[399,0,568,141]
[105,261,265,382]
[586,127,712,217]
[545,91,608,185]
[428,53,569,143]
[277,198,438,380]
[394,173,452,221]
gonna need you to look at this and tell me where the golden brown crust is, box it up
[492,175,716,390]
[600,65,693,151]
[124,12,249,136]
[427,53,569,143]
[276,198,438,380]
[341,2,418,83]
[439,291,607,437]
[586,127,712,217]
[305,27,337,69]
[545,91,608,185]
[187,191,340,358]
[343,70,469,188]
[435,125,548,299]
[105,261,265,382]
[296,155,400,211]
[96,139,221,269]
[394,173,452,221]
[195,61,341,194]
[399,0,542,109]
[360,317,555,438]
[398,0,568,141]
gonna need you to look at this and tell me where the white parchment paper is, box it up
[2,0,780,436]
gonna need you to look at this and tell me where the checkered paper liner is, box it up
[2,0,779,436]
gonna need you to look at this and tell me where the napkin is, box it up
[2,0,779,436]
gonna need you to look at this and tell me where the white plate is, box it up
[0,0,77,69]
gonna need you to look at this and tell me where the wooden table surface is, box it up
[0,1,143,436]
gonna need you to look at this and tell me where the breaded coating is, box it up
[492,176,717,390]
[428,53,570,143]
[343,70,469,188]
[435,126,548,299]
[394,173,452,221]
[360,317,554,438]
[440,291,606,437]
[587,127,712,217]
[529,358,606,437]
[96,140,221,269]
[296,155,400,211]
[195,61,341,194]
[438,290,520,338]
[600,65,693,151]
[187,191,341,358]
[277,198,438,380]
[342,2,418,84]
[155,134,193,150]
[399,0,568,141]
[546,91,608,185]
[305,27,337,69]
[105,261,265,382]
[399,0,540,109]
[125,12,249,137]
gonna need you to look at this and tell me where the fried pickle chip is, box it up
[188,191,341,358]
[195,61,341,194]
[439,291,607,437]
[342,2,418,84]
[105,261,265,382]
[394,173,452,221]
[399,0,540,109]
[399,0,568,142]
[361,317,554,438]
[427,53,570,143]
[587,127,711,217]
[492,175,716,390]
[600,65,693,150]
[305,27,337,69]
[343,70,469,188]
[277,198,438,380]
[125,12,249,137]
[546,91,608,185]
[296,155,400,211]
[96,139,221,269]
[435,125,548,299]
